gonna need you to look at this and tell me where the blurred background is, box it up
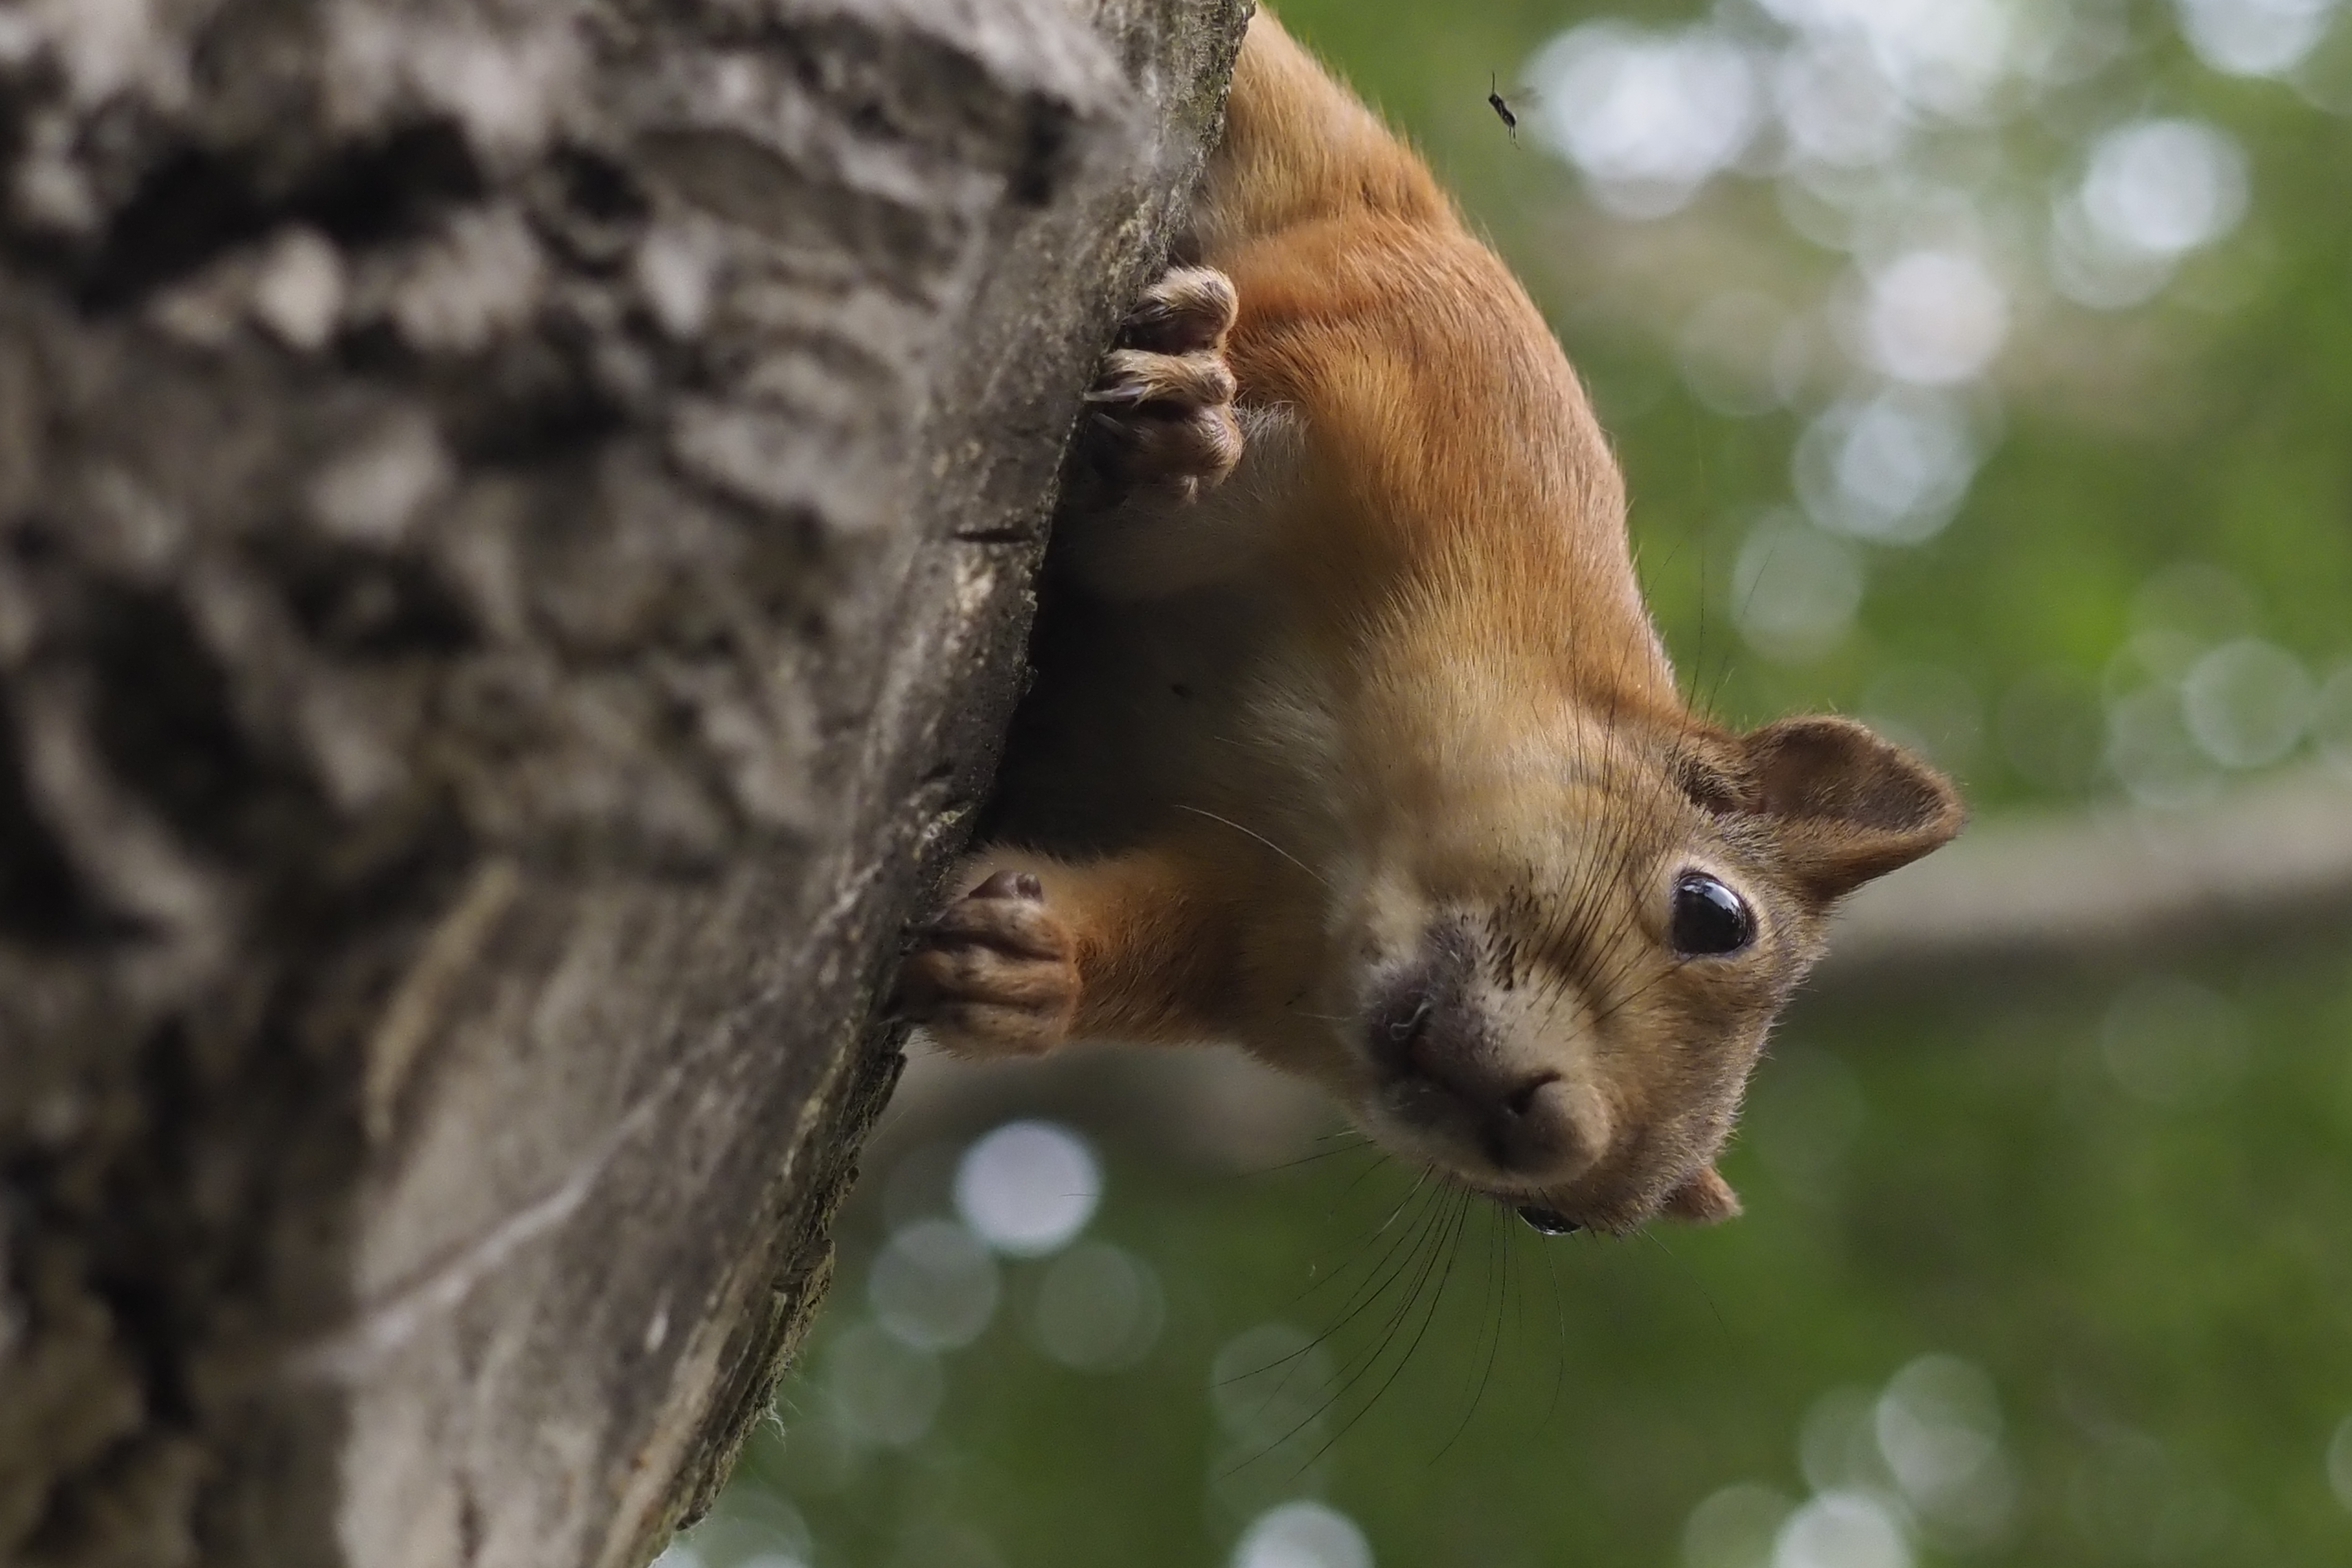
[662,0,2352,1564]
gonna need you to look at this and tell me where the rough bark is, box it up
[0,2,1246,1564]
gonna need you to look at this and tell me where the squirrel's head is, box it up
[1301,707,1962,1235]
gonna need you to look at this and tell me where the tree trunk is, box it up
[0,2,1246,1564]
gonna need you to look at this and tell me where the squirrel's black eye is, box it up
[1516,1205,1582,1236]
[1670,872,1753,957]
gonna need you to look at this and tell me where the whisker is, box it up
[1433,1199,1509,1461]
[1282,1172,1446,1343]
[1540,1226,1570,1427]
[1635,1223,1735,1350]
[1173,803,1333,891]
[1268,1185,1462,1473]
[1241,1166,1432,1367]
[1222,1178,1454,1474]
[1246,1140,1378,1177]
[1298,1185,1472,1470]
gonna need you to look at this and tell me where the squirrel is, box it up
[898,10,1964,1236]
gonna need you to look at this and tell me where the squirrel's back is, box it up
[1186,14,1665,713]
[1186,16,1449,256]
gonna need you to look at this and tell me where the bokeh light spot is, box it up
[2082,119,2249,258]
[1795,390,1980,544]
[2175,0,2340,78]
[1029,1239,1165,1371]
[1774,39,1909,169]
[2312,663,2352,772]
[1773,1490,1911,1568]
[1684,1482,1795,1568]
[2132,560,2261,645]
[1526,23,1765,217]
[1733,512,1864,663]
[825,1320,944,1448]
[1800,1387,1895,1496]
[2104,685,2222,808]
[1754,0,2019,118]
[664,1492,816,1568]
[954,1120,1101,1256]
[1876,1355,2018,1549]
[2181,637,2316,767]
[1212,1322,1337,1453]
[869,1217,999,1351]
[1862,249,2009,385]
[1233,1500,1374,1568]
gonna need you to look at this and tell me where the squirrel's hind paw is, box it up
[897,870,1080,1057]
[1083,266,1244,498]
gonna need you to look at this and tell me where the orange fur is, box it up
[904,11,1963,1235]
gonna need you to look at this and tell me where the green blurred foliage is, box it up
[1266,0,2352,806]
[684,946,2352,1568]
[669,3,2352,1566]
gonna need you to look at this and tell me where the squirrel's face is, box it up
[1303,711,1963,1234]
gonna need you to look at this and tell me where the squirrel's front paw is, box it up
[898,870,1080,1057]
[1084,265,1244,500]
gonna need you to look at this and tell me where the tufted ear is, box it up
[1741,715,1965,906]
[1661,1164,1740,1224]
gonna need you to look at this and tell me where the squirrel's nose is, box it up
[1368,953,1609,1183]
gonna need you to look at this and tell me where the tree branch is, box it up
[1819,763,2352,988]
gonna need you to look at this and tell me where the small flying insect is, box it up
[1488,72,1519,144]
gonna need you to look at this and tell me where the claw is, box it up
[970,869,1044,900]
[1083,266,1245,495]
[899,868,1079,1057]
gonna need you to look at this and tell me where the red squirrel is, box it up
[900,11,1963,1235]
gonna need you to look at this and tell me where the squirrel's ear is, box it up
[1740,715,1964,906]
[1661,1164,1741,1224]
